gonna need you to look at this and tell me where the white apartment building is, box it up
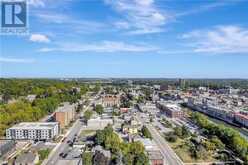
[6,122,59,140]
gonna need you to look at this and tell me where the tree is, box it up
[84,110,93,123]
[38,149,50,161]
[95,104,104,115]
[165,132,177,142]
[134,152,149,165]
[95,130,105,145]
[210,136,225,150]
[174,126,183,137]
[181,125,190,138]
[141,126,152,139]
[82,152,93,165]
[2,91,11,103]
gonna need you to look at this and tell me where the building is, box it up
[87,117,113,130]
[101,95,120,107]
[0,140,15,157]
[138,103,157,113]
[134,138,164,165]
[122,125,138,135]
[6,122,59,140]
[234,113,248,128]
[157,102,184,118]
[54,102,76,128]
[147,150,164,165]
[26,95,36,102]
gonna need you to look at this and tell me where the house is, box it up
[26,95,36,102]
[122,125,138,135]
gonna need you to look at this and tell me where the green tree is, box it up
[38,149,50,161]
[141,126,152,139]
[134,152,149,165]
[95,104,104,115]
[84,110,93,123]
[82,152,93,165]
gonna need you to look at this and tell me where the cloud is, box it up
[105,0,168,35]
[35,13,69,24]
[175,1,236,18]
[35,13,107,34]
[30,34,50,43]
[28,0,45,7]
[181,25,248,54]
[0,57,35,63]
[39,41,158,53]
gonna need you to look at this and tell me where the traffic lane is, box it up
[146,125,184,165]
[47,120,83,165]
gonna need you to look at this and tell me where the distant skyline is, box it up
[1,0,248,78]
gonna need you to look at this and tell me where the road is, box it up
[43,91,101,165]
[43,119,83,165]
[136,112,184,165]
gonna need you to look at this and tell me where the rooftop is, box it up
[56,102,75,112]
[147,150,164,160]
[9,122,58,130]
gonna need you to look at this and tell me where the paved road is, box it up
[136,112,184,165]
[44,91,101,165]
[43,120,82,165]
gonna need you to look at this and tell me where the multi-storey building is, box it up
[6,122,59,140]
[234,113,248,128]
[101,95,120,107]
[54,102,76,128]
[157,102,184,118]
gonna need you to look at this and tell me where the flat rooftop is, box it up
[9,122,58,130]
[56,102,75,112]
[159,102,182,112]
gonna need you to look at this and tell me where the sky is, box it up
[1,0,248,78]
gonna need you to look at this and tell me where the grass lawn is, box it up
[80,130,96,137]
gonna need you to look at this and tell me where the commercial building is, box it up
[101,95,120,107]
[186,97,248,127]
[147,150,164,165]
[87,117,113,130]
[138,103,157,113]
[134,138,164,165]
[54,102,76,128]
[234,113,248,128]
[157,102,184,118]
[6,122,59,140]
